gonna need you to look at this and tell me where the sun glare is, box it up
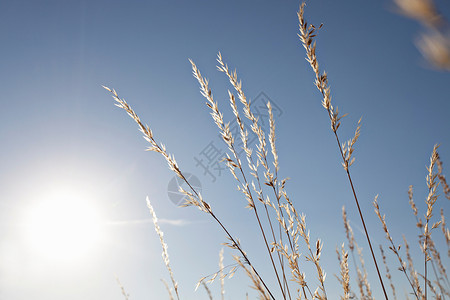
[22,192,103,261]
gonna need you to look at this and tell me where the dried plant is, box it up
[115,276,131,300]
[373,196,420,298]
[357,242,373,300]
[106,2,449,300]
[147,197,180,300]
[191,55,285,298]
[342,207,365,299]
[219,248,225,300]
[416,32,450,70]
[192,51,332,299]
[436,153,450,200]
[423,145,441,298]
[104,85,275,299]
[403,235,425,299]
[441,209,450,257]
[297,2,388,298]
[336,243,350,300]
[162,279,175,300]
[380,245,397,300]
[393,0,450,70]
[371,146,449,300]
[393,0,444,27]
[202,282,214,300]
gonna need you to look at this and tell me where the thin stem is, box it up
[230,141,286,300]
[250,152,291,300]
[425,248,428,300]
[334,129,389,300]
[106,87,276,300]
[209,211,276,300]
[179,167,277,300]
[297,3,388,296]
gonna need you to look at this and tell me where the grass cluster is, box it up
[105,2,449,299]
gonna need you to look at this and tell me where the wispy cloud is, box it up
[349,219,381,246]
[107,218,193,227]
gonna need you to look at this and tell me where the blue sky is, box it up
[0,0,449,299]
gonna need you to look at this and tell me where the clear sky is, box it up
[0,1,449,299]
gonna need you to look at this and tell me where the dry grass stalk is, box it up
[407,182,444,293]
[304,231,327,299]
[419,270,445,299]
[416,32,450,71]
[115,276,131,300]
[219,248,225,300]
[404,290,412,300]
[441,209,450,257]
[424,144,441,299]
[147,197,180,300]
[192,53,328,300]
[407,183,445,291]
[190,58,280,299]
[234,255,271,300]
[343,214,373,300]
[436,153,450,200]
[161,279,175,300]
[342,207,366,299]
[357,244,373,300]
[380,245,397,300]
[297,3,388,298]
[403,236,424,299]
[105,85,275,299]
[194,54,313,299]
[107,8,354,297]
[342,207,354,253]
[393,0,443,28]
[265,102,292,300]
[202,282,213,300]
[336,243,350,300]
[373,196,420,299]
[102,86,182,180]
[106,3,450,299]
[408,185,422,229]
[196,248,236,296]
[196,259,240,292]
[427,238,450,297]
[217,54,295,300]
[393,0,450,70]
[276,193,327,299]
[341,118,362,172]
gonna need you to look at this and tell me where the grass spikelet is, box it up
[234,255,271,300]
[380,245,397,300]
[342,206,367,299]
[219,248,225,300]
[436,152,450,200]
[441,209,450,257]
[356,243,373,299]
[105,2,450,299]
[373,195,420,298]
[424,144,440,298]
[336,243,350,300]
[297,3,388,298]
[147,197,180,300]
[192,56,286,299]
[106,84,274,299]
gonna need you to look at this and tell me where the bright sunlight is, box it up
[21,191,103,261]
